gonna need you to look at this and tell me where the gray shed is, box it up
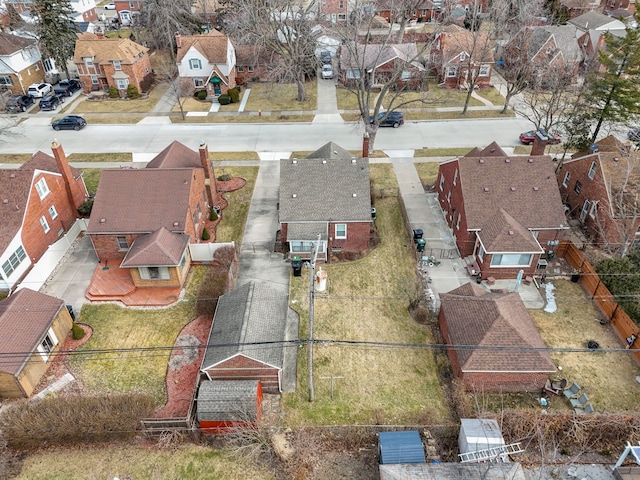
[378,430,426,465]
[459,419,505,455]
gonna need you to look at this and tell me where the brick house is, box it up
[339,43,426,89]
[86,141,219,290]
[201,282,298,394]
[73,32,152,95]
[0,32,46,95]
[0,288,74,398]
[234,44,273,84]
[319,0,349,23]
[439,283,556,392]
[430,24,494,89]
[0,142,87,292]
[556,0,602,19]
[436,142,567,280]
[376,0,439,24]
[557,136,640,256]
[601,0,631,13]
[113,0,142,25]
[279,142,373,262]
[176,31,237,97]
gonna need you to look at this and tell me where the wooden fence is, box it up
[558,240,640,365]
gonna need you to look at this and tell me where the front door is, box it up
[214,83,221,95]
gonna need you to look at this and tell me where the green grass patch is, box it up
[170,114,315,123]
[210,151,260,161]
[0,154,32,164]
[414,148,473,157]
[80,168,101,195]
[72,84,169,114]
[414,162,440,187]
[12,444,274,480]
[105,28,132,39]
[214,166,259,243]
[68,152,132,163]
[73,267,205,405]
[283,178,449,425]
[242,81,317,111]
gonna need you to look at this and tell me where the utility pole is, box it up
[308,234,321,402]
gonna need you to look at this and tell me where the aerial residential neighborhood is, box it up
[1,0,640,478]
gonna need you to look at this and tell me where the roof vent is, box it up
[100,218,106,224]
[505,158,511,163]
[483,187,489,192]
[533,186,540,191]
[510,187,516,191]
[334,151,338,155]
[352,193,357,197]
[508,230,514,235]
[292,159,297,164]
[322,160,327,164]
[292,193,297,198]
[528,158,534,163]
[479,159,485,164]
[173,221,179,227]
[351,158,357,164]
[614,157,619,162]
[9,173,15,178]
[2,199,8,204]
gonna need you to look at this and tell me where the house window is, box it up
[116,236,129,250]
[194,78,205,88]
[588,161,597,180]
[247,66,254,72]
[401,70,411,80]
[460,52,467,61]
[237,66,244,72]
[479,65,489,76]
[0,76,13,86]
[562,171,570,188]
[40,216,50,233]
[490,254,532,267]
[139,266,170,280]
[37,329,58,361]
[49,205,58,219]
[456,214,461,230]
[446,66,457,77]
[453,169,458,186]
[2,246,26,277]
[478,245,485,262]
[589,201,597,219]
[84,57,94,67]
[113,60,122,71]
[338,13,346,20]
[574,181,582,195]
[35,178,50,199]
[346,69,361,79]
[179,250,188,270]
[189,58,202,69]
[439,174,444,191]
[335,224,347,239]
[116,79,129,89]
[91,75,99,85]
[196,203,202,217]
[291,241,326,253]
[192,212,198,229]
[339,0,344,7]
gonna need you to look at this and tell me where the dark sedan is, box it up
[52,115,87,131]
[519,128,561,145]
[369,111,404,128]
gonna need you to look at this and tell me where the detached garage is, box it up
[378,431,426,465]
[196,380,263,434]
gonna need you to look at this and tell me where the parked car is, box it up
[628,129,640,143]
[519,128,561,145]
[321,64,334,79]
[5,94,35,113]
[52,115,86,131]
[369,111,404,128]
[54,79,82,97]
[320,50,332,64]
[104,2,116,9]
[39,94,64,111]
[27,82,52,98]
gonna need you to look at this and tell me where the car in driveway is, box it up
[104,2,116,9]
[519,128,561,145]
[320,50,331,64]
[5,94,35,113]
[39,94,64,111]
[52,115,86,131]
[369,111,404,128]
[28,82,52,98]
[321,64,334,79]
[54,79,82,97]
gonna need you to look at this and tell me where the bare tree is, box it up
[221,0,317,102]
[137,0,202,51]
[153,54,188,120]
[335,0,431,153]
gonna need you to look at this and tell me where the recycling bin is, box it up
[291,256,302,277]
[416,238,426,252]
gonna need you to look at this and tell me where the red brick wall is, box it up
[320,0,348,19]
[205,355,280,393]
[21,172,84,263]
[437,160,474,257]
[328,221,371,253]
[89,234,137,262]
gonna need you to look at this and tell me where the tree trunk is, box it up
[296,77,306,102]
[501,90,512,114]
[462,85,474,115]
[365,124,378,155]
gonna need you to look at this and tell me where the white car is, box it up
[321,64,334,79]
[27,83,52,98]
[104,2,116,9]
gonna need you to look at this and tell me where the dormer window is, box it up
[460,52,467,61]
[113,60,122,71]
[84,57,94,67]
[189,58,202,69]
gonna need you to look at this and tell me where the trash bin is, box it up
[371,207,376,219]
[416,238,426,252]
[291,256,302,277]
[547,250,554,261]
[413,229,423,240]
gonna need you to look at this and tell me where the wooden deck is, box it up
[86,264,181,307]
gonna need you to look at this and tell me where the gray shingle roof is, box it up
[202,282,290,370]
[440,284,556,373]
[286,222,328,241]
[196,380,259,421]
[279,147,371,223]
[120,227,189,267]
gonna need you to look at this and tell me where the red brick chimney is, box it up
[531,134,549,156]
[50,141,86,212]
[199,142,218,207]
[175,32,182,48]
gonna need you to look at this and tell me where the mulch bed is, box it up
[200,177,246,243]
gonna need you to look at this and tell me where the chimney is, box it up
[175,32,182,48]
[199,141,217,207]
[51,140,85,213]
[362,133,370,158]
[530,135,548,156]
